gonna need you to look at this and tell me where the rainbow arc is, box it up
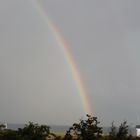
[32,0,93,115]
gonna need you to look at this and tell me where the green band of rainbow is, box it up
[32,0,93,115]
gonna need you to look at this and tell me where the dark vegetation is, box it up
[0,114,140,140]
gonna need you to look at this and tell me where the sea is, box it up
[6,124,136,136]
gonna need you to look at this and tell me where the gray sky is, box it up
[0,0,140,126]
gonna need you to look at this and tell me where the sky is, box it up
[0,0,140,126]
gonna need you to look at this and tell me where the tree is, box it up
[17,122,52,140]
[0,123,6,138]
[116,121,128,140]
[0,124,6,131]
[109,121,117,140]
[64,114,102,140]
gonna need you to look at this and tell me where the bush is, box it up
[64,114,102,140]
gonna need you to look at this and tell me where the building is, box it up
[136,125,140,136]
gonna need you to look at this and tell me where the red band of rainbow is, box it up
[32,0,93,115]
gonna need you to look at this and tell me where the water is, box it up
[7,124,25,130]
[50,125,70,133]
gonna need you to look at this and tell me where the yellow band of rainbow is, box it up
[32,0,93,115]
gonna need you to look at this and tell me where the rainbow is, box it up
[31,0,93,115]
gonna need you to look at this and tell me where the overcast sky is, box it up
[0,0,140,126]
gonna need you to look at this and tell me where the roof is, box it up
[136,125,140,128]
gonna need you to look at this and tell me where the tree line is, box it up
[0,114,139,140]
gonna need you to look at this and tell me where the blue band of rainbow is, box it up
[32,0,93,115]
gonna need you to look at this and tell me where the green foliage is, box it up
[0,124,6,130]
[109,122,117,140]
[64,114,102,140]
[108,121,129,140]
[0,116,139,140]
[116,121,128,140]
[17,122,51,140]
[2,129,18,140]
